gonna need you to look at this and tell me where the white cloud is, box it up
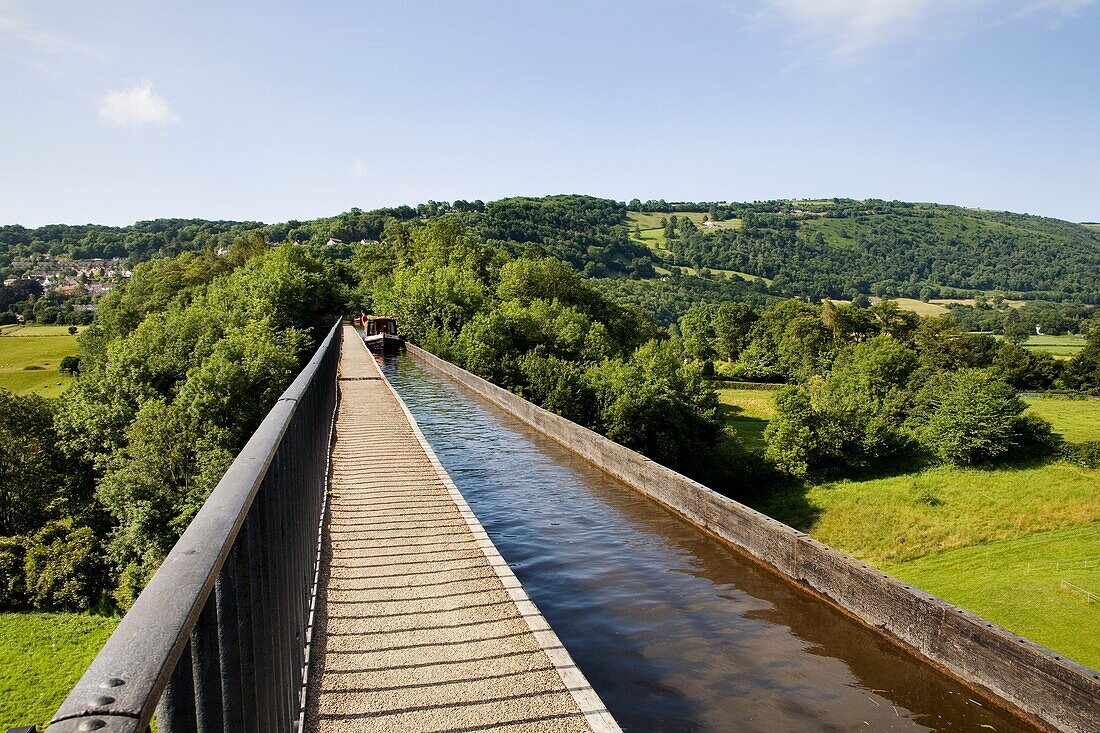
[1012,0,1097,18]
[764,0,1096,62]
[352,159,366,179]
[98,81,180,128]
[0,5,107,71]
[766,0,950,60]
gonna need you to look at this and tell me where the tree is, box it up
[919,370,1051,465]
[1003,309,1031,344]
[991,343,1059,390]
[0,536,27,608]
[764,336,917,476]
[59,354,80,374]
[713,302,757,361]
[23,519,104,609]
[0,390,69,537]
[679,305,716,361]
[1059,324,1100,394]
[764,386,815,477]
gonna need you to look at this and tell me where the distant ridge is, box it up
[1,196,1098,303]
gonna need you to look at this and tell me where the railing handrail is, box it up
[47,318,342,732]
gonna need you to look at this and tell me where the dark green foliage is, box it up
[713,302,758,361]
[591,274,772,326]
[473,195,651,277]
[764,336,918,475]
[23,520,104,610]
[0,536,27,608]
[59,355,80,375]
[0,243,353,611]
[763,386,815,477]
[913,317,999,371]
[658,199,1100,301]
[1059,324,1100,394]
[0,391,70,537]
[1062,441,1100,468]
[991,344,1060,390]
[0,219,260,262]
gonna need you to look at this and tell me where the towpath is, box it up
[304,325,618,733]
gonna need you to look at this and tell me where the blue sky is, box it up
[1,0,1098,226]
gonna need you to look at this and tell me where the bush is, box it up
[59,354,80,375]
[0,536,27,608]
[23,520,104,610]
[1062,441,1100,469]
[919,370,1054,465]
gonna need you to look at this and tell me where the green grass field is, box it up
[1023,334,1087,356]
[760,462,1100,566]
[717,386,777,453]
[885,524,1100,670]
[0,612,119,730]
[1025,397,1100,443]
[0,325,78,398]
[723,386,1100,669]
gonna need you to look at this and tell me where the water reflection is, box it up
[382,356,1036,733]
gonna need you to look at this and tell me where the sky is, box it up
[1,0,1098,227]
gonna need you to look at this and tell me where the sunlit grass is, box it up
[0,329,78,397]
[1024,397,1100,443]
[717,386,776,453]
[758,461,1100,566]
[0,612,119,730]
[885,523,1100,671]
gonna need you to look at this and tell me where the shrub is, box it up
[919,370,1054,465]
[59,354,81,374]
[1062,441,1100,469]
[23,520,104,610]
[0,536,27,608]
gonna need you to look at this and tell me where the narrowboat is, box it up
[361,314,405,354]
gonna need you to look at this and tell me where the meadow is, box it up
[1018,334,1087,357]
[720,384,1100,669]
[884,524,1099,671]
[0,325,78,397]
[875,297,948,316]
[1024,397,1100,442]
[717,386,776,453]
[0,612,119,730]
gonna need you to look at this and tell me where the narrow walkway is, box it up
[305,326,618,733]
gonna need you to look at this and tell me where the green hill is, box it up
[632,200,1100,303]
[4,197,1098,307]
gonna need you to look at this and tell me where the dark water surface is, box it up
[380,355,1036,733]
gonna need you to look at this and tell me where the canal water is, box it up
[380,355,1037,733]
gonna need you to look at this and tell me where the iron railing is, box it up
[45,319,342,733]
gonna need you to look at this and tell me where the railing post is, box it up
[191,593,223,732]
[155,644,196,733]
[44,319,341,733]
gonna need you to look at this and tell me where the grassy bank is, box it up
[757,462,1100,565]
[721,383,1100,670]
[885,524,1100,670]
[0,325,78,397]
[0,612,118,730]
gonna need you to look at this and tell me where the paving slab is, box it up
[305,326,618,733]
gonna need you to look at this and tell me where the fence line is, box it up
[44,319,342,733]
[1060,579,1098,604]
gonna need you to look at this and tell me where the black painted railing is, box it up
[45,319,342,733]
